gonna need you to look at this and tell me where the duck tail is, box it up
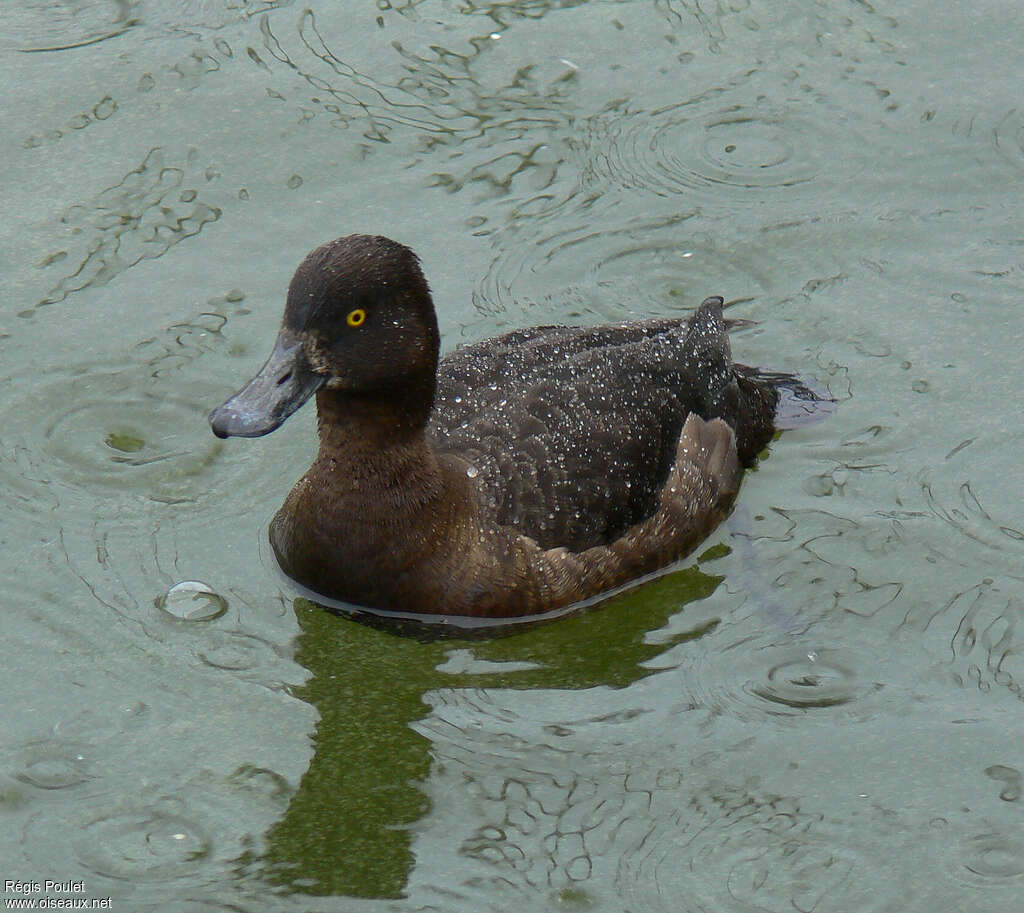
[681,295,733,388]
[681,297,835,462]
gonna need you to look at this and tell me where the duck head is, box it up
[210,235,440,439]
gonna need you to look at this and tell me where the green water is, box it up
[2,1,1022,911]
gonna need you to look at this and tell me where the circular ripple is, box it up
[43,378,218,495]
[12,740,94,790]
[575,95,856,205]
[0,368,217,517]
[615,783,893,913]
[196,632,276,672]
[52,702,151,743]
[72,808,212,882]
[683,645,884,722]
[473,200,783,322]
[956,832,1024,886]
[749,649,862,708]
[671,108,816,191]
[0,361,287,528]
[0,356,295,624]
[683,837,862,913]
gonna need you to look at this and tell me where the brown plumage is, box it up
[209,234,822,618]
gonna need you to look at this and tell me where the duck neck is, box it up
[272,375,472,602]
[311,375,443,495]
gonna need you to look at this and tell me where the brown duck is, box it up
[210,234,821,618]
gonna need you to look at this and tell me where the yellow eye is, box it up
[346,308,366,327]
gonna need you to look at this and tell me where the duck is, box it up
[210,234,822,619]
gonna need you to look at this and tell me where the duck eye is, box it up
[346,308,367,328]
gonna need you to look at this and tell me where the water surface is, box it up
[2,1,1022,911]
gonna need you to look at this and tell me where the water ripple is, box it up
[992,108,1024,172]
[417,689,658,906]
[618,777,948,913]
[20,793,220,885]
[221,6,578,186]
[748,648,868,709]
[11,740,95,791]
[954,831,1024,886]
[196,632,281,675]
[72,807,212,882]
[0,310,281,530]
[252,10,481,143]
[985,764,1022,803]
[471,198,787,324]
[0,365,221,522]
[22,95,118,151]
[30,148,221,316]
[917,105,1024,181]
[682,644,885,723]
[898,577,1024,707]
[577,96,832,202]
[923,480,1024,557]
[419,690,954,913]
[7,0,139,53]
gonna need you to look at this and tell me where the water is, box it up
[2,1,1022,910]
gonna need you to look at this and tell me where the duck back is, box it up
[430,297,778,552]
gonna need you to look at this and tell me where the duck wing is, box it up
[430,297,772,551]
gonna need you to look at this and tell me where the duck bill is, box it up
[209,330,325,438]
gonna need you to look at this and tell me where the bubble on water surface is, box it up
[156,581,227,622]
